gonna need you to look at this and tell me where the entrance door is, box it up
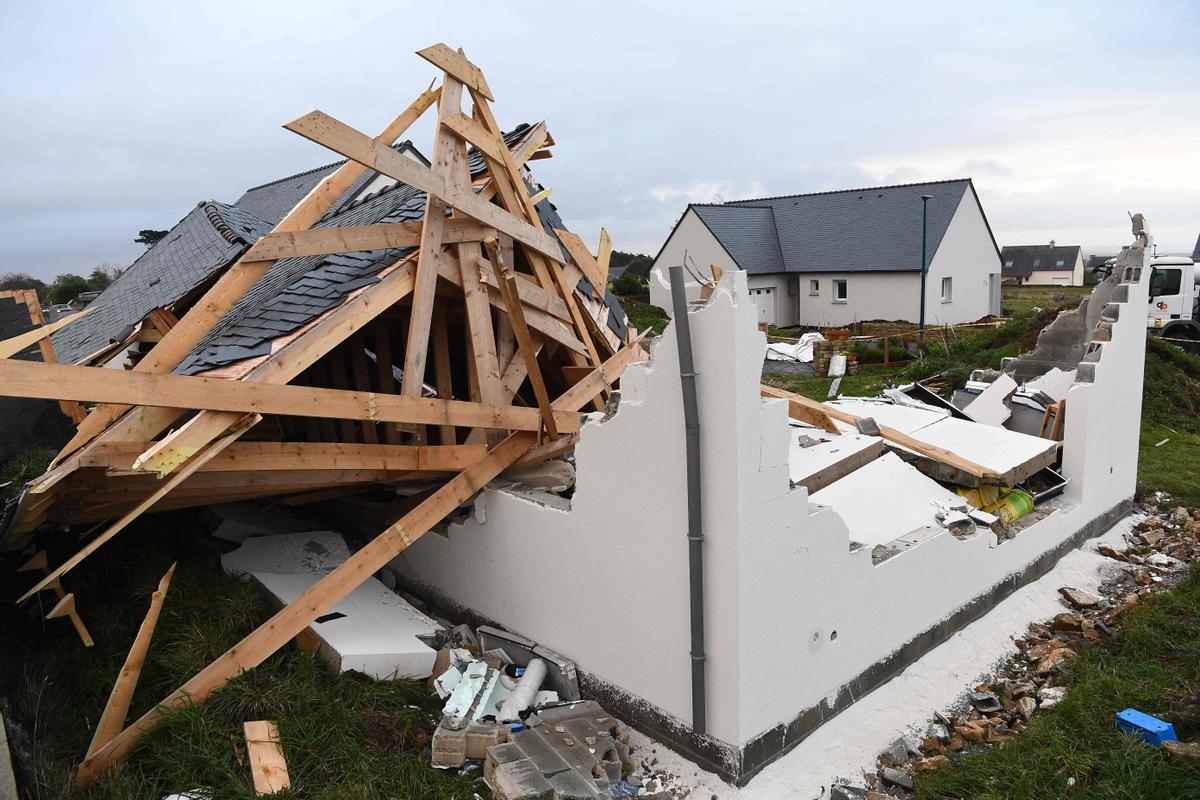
[750,287,776,326]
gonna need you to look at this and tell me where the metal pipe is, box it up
[919,194,933,340]
[668,265,706,734]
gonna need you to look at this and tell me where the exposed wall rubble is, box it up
[396,232,1151,783]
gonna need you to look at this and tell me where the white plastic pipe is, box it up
[497,658,548,722]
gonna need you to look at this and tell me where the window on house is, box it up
[1004,260,1014,268]
[1056,259,1065,267]
[941,276,953,302]
[809,279,820,296]
[833,279,847,302]
[1032,259,1041,267]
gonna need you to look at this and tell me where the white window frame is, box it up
[832,279,848,304]
[809,279,820,296]
[941,276,952,303]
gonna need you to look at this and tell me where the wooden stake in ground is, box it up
[243,721,290,795]
[18,551,93,647]
[86,563,176,758]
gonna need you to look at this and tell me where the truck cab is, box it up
[1147,256,1200,339]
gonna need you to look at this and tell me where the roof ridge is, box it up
[200,200,250,246]
[709,177,973,206]
[241,140,418,194]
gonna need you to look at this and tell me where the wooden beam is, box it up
[17,415,260,604]
[555,230,609,296]
[46,593,94,647]
[760,385,840,434]
[485,240,557,438]
[430,306,456,445]
[84,441,488,473]
[243,219,493,262]
[0,359,582,444]
[283,111,566,263]
[415,43,493,101]
[371,324,399,444]
[795,440,887,494]
[440,112,508,164]
[597,227,612,287]
[86,563,175,758]
[55,85,441,463]
[244,721,290,795]
[0,308,93,360]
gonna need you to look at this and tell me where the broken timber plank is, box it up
[243,721,291,795]
[555,230,609,298]
[46,593,94,648]
[86,563,175,758]
[84,442,489,473]
[761,384,840,434]
[72,340,647,786]
[795,439,887,494]
[416,43,493,101]
[17,415,260,604]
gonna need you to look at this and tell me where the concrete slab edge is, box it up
[398,498,1131,786]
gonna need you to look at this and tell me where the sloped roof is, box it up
[1192,232,1199,261]
[691,205,785,275]
[177,125,627,375]
[1000,244,1082,278]
[235,141,429,226]
[669,179,993,276]
[50,201,274,365]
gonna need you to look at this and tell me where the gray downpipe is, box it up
[668,265,706,734]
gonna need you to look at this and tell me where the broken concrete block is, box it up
[491,757,556,800]
[485,741,527,783]
[431,725,468,769]
[548,769,603,799]
[1058,586,1100,609]
[879,767,914,790]
[220,531,350,579]
[1038,686,1067,708]
[465,721,509,760]
[253,572,440,679]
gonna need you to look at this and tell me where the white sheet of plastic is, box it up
[765,332,824,363]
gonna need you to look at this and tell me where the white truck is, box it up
[1147,256,1200,340]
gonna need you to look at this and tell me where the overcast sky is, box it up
[1,0,1197,281]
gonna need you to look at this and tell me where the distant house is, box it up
[648,179,1002,328]
[1000,242,1085,286]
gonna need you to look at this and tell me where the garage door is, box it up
[750,287,775,325]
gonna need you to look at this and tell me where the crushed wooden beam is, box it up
[46,593,94,648]
[243,721,291,795]
[86,564,175,758]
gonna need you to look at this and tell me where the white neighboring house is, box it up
[649,179,1003,327]
[1000,242,1085,286]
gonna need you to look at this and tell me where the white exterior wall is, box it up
[650,192,1000,328]
[398,242,1148,754]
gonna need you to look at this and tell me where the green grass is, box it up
[1137,337,1200,507]
[2,447,54,502]
[915,565,1200,800]
[1002,285,1092,316]
[620,297,669,337]
[763,364,904,400]
[0,519,482,800]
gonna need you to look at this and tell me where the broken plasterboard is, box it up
[1024,367,1076,402]
[254,571,441,679]
[810,452,974,548]
[963,373,1017,427]
[787,423,886,493]
[220,530,351,578]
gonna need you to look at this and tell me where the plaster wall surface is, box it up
[398,240,1148,758]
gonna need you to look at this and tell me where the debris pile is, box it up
[0,42,648,786]
[834,501,1200,798]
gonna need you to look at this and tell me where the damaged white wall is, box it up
[396,241,1149,753]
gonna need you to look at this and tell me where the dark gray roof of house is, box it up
[1000,244,1082,278]
[235,141,430,226]
[668,179,993,276]
[176,125,626,375]
[690,205,785,275]
[1192,232,1199,261]
[50,200,274,365]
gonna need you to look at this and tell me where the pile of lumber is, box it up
[0,43,646,784]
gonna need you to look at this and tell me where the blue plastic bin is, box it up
[1115,708,1177,746]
